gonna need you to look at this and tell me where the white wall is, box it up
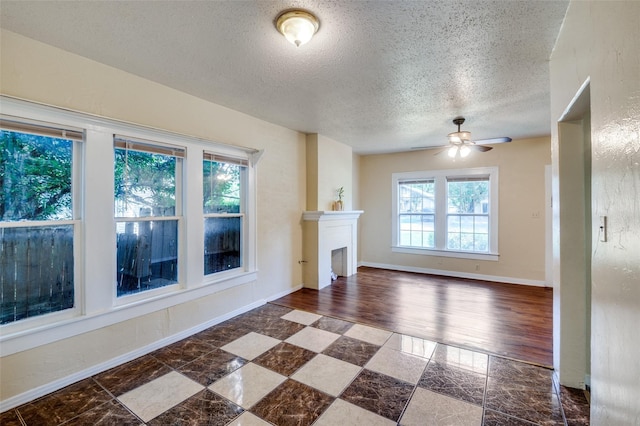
[550,1,640,423]
[359,137,550,284]
[0,30,306,404]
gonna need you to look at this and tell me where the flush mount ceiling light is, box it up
[276,10,319,47]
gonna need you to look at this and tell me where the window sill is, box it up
[0,270,257,357]
[391,246,499,261]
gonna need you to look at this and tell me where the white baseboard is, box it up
[267,283,303,301]
[1,299,275,412]
[358,261,548,287]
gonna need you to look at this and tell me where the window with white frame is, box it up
[114,136,184,297]
[203,153,247,275]
[0,117,83,324]
[1,97,258,354]
[392,167,499,260]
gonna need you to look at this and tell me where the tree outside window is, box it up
[1,129,77,324]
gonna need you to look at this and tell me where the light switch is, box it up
[599,216,607,242]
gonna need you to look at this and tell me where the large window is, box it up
[0,117,83,324]
[392,167,498,260]
[203,153,247,275]
[1,97,257,355]
[114,136,183,297]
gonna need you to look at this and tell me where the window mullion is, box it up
[434,176,447,250]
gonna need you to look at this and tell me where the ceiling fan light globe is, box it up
[448,146,458,158]
[459,145,471,157]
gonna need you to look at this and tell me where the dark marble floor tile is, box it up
[310,316,354,334]
[251,379,333,426]
[148,389,243,426]
[94,354,172,396]
[256,303,293,318]
[488,356,555,392]
[17,378,112,426]
[151,336,216,368]
[0,409,22,426]
[559,385,590,425]
[485,378,565,425]
[63,399,142,425]
[251,317,306,340]
[483,409,538,425]
[194,322,253,347]
[178,348,247,386]
[340,369,414,422]
[236,304,293,329]
[417,361,486,405]
[322,335,380,367]
[253,342,317,376]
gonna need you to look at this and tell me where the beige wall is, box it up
[0,30,306,402]
[550,1,640,423]
[359,137,550,283]
[306,134,353,211]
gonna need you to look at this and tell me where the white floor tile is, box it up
[434,345,488,374]
[344,324,393,345]
[365,346,429,384]
[117,371,203,422]
[399,388,483,426]
[281,309,322,325]
[285,326,340,352]
[314,398,396,426]
[226,411,272,426]
[220,332,281,360]
[384,333,437,359]
[291,354,361,396]
[208,363,286,409]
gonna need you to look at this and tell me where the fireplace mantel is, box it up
[302,210,364,222]
[301,210,363,290]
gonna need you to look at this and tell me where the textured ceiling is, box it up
[0,1,568,154]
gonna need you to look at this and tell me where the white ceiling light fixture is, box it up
[276,10,319,47]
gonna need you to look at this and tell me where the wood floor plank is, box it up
[271,266,553,367]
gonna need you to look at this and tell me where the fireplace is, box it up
[302,210,363,290]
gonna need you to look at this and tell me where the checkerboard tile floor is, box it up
[1,304,590,425]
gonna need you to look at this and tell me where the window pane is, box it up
[0,226,74,324]
[114,149,176,217]
[205,217,242,274]
[447,180,489,214]
[203,160,242,214]
[399,181,434,213]
[116,220,178,296]
[1,130,73,221]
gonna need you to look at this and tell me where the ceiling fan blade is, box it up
[473,137,512,145]
[410,145,449,151]
[471,144,493,152]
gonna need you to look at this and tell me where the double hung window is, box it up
[0,117,83,324]
[392,167,498,260]
[114,136,184,296]
[203,153,247,275]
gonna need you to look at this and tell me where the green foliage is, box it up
[447,180,488,213]
[114,149,176,216]
[1,131,72,221]
[203,160,241,213]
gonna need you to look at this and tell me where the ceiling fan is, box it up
[413,117,512,158]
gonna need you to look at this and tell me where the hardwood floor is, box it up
[271,266,553,367]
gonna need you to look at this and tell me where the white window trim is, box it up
[0,96,259,356]
[391,167,499,261]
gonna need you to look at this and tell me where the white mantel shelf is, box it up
[302,210,364,221]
